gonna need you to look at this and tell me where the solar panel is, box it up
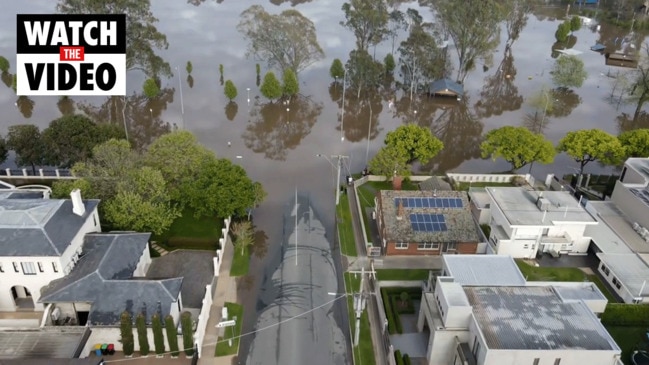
[395,197,464,209]
[409,214,447,231]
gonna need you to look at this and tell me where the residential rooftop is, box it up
[486,187,596,226]
[597,253,649,297]
[551,283,608,302]
[587,201,649,254]
[467,187,490,209]
[378,190,480,243]
[465,286,619,351]
[625,157,649,182]
[443,254,526,286]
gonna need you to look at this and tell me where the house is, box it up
[417,255,621,365]
[0,189,100,312]
[481,187,597,258]
[428,78,464,100]
[375,190,481,256]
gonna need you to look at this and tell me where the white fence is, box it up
[447,173,532,184]
[1,168,76,179]
[193,283,213,358]
[214,217,231,276]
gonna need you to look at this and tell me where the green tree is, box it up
[143,78,160,98]
[341,0,389,52]
[151,313,165,355]
[180,312,194,356]
[330,58,345,81]
[624,44,649,123]
[231,220,254,255]
[252,181,267,208]
[135,313,149,356]
[369,146,410,179]
[51,179,94,199]
[282,69,299,97]
[619,128,649,158]
[224,80,238,101]
[256,63,261,76]
[346,49,384,97]
[6,124,43,173]
[41,114,124,168]
[165,315,179,357]
[557,129,625,174]
[186,61,193,74]
[384,53,395,74]
[570,15,581,32]
[219,64,224,78]
[120,311,134,356]
[551,55,587,89]
[260,72,283,101]
[555,21,570,42]
[0,136,7,166]
[384,124,444,164]
[0,56,9,73]
[480,126,556,171]
[238,5,325,75]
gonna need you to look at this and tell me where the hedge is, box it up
[120,311,134,356]
[136,313,149,356]
[381,287,422,334]
[381,288,399,334]
[151,313,165,355]
[403,353,411,365]
[181,312,194,356]
[395,350,404,365]
[165,315,180,357]
[601,303,649,326]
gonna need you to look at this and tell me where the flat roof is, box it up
[468,187,491,209]
[0,328,87,358]
[465,286,620,351]
[443,255,526,286]
[486,187,596,226]
[552,283,608,302]
[625,157,649,181]
[589,201,649,253]
[597,253,649,296]
[585,202,633,254]
[438,280,470,306]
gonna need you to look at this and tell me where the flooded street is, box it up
[1,0,648,362]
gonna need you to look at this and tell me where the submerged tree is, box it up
[551,55,587,89]
[346,49,384,98]
[340,0,389,53]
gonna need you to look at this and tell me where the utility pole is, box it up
[333,155,350,206]
[341,69,346,142]
[176,66,185,129]
[348,261,377,347]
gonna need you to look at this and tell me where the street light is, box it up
[316,154,349,206]
[149,108,153,120]
[341,69,346,142]
[246,88,251,105]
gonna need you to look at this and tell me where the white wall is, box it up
[194,285,213,357]
[611,181,649,229]
[133,243,152,277]
[494,239,537,259]
[60,207,102,275]
[489,206,513,238]
[0,257,65,311]
[427,329,470,365]
[597,261,639,304]
[620,164,645,184]
[482,349,621,365]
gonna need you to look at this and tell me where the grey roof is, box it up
[468,187,491,209]
[443,254,526,286]
[0,195,99,257]
[625,157,649,182]
[465,286,620,351]
[596,253,649,296]
[552,283,607,302]
[378,190,480,244]
[438,280,470,306]
[40,233,183,326]
[429,78,464,96]
[588,201,649,253]
[486,187,597,226]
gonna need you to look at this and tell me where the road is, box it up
[245,194,350,365]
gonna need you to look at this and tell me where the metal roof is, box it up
[465,286,620,351]
[552,283,607,302]
[443,254,526,286]
[597,253,649,297]
[428,78,464,96]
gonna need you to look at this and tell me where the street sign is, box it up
[216,320,236,328]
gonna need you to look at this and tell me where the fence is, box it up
[447,173,531,184]
[352,176,371,252]
[0,168,76,179]
[214,217,231,276]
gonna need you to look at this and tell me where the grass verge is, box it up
[604,325,647,364]
[153,208,223,251]
[454,181,514,191]
[375,269,432,281]
[344,273,376,365]
[215,302,243,356]
[337,195,357,256]
[230,245,251,277]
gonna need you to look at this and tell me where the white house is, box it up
[0,189,100,312]
[418,255,622,365]
[482,187,597,258]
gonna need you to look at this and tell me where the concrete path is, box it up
[150,242,169,256]
[390,333,428,358]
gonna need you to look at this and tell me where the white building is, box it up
[0,189,100,312]
[479,187,597,258]
[418,255,622,365]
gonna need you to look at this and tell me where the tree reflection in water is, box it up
[242,96,323,160]
[617,111,649,133]
[474,48,523,118]
[331,89,383,143]
[225,102,239,121]
[15,96,35,119]
[57,96,76,116]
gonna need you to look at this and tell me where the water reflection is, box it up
[242,96,323,160]
[617,111,649,133]
[332,89,383,142]
[187,75,194,89]
[550,35,577,59]
[1,72,11,88]
[16,96,35,119]
[547,88,581,118]
[225,102,239,121]
[474,48,523,118]
[252,229,269,259]
[57,96,76,116]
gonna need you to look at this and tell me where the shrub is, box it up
[136,313,149,356]
[570,15,581,32]
[555,21,570,42]
[143,78,160,98]
[0,56,9,73]
[120,311,134,356]
[181,312,194,356]
[151,313,165,355]
[224,80,238,101]
[219,64,224,77]
[282,69,299,97]
[165,315,180,357]
[601,304,649,326]
[395,350,404,365]
[381,288,398,334]
[255,63,261,76]
[384,53,396,74]
[403,353,411,365]
[330,58,344,81]
[260,72,282,101]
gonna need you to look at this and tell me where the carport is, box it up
[0,328,87,358]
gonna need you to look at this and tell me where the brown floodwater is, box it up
[1,0,647,362]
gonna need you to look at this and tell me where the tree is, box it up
[384,53,395,74]
[619,128,649,158]
[399,291,410,307]
[41,114,124,168]
[480,126,556,171]
[330,59,345,81]
[557,129,625,174]
[552,55,587,89]
[252,181,267,208]
[260,72,283,101]
[625,43,649,123]
[6,124,43,173]
[136,313,149,356]
[224,80,238,101]
[384,124,444,164]
[180,312,194,356]
[555,21,570,42]
[369,146,410,179]
[570,15,581,32]
[165,315,180,357]
[143,78,160,98]
[51,179,94,199]
[120,311,134,357]
[282,69,299,97]
[151,313,165,355]
[340,0,389,52]
[346,49,384,98]
[0,136,6,166]
[231,220,254,255]
[238,5,324,75]
[0,56,9,73]
[186,61,193,74]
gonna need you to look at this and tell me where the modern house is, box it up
[0,189,100,312]
[479,187,597,258]
[417,255,622,365]
[375,190,481,256]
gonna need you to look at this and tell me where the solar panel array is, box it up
[394,197,463,208]
[410,213,447,232]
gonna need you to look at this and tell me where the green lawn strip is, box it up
[375,269,431,281]
[344,273,376,365]
[356,184,377,242]
[337,196,357,256]
[604,325,647,365]
[515,260,587,281]
[230,245,251,277]
[455,181,513,191]
[153,208,223,251]
[214,302,243,356]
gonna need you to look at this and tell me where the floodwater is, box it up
[1,0,647,362]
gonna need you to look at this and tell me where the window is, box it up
[395,242,408,249]
[21,262,36,275]
[523,244,529,249]
[533,359,540,365]
[554,359,561,365]
[13,262,19,273]
[417,242,440,250]
[445,242,457,252]
[601,264,610,276]
[52,262,58,273]
[37,262,44,273]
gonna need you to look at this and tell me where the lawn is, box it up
[454,181,514,191]
[215,302,243,356]
[337,196,357,256]
[344,273,376,365]
[356,180,419,241]
[153,208,223,251]
[230,245,251,277]
[375,269,432,281]
[605,326,648,365]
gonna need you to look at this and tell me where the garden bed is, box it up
[381,287,422,334]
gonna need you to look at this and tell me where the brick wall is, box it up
[385,241,477,256]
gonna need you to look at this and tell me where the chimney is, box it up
[70,189,85,216]
[396,199,404,220]
[392,176,403,190]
